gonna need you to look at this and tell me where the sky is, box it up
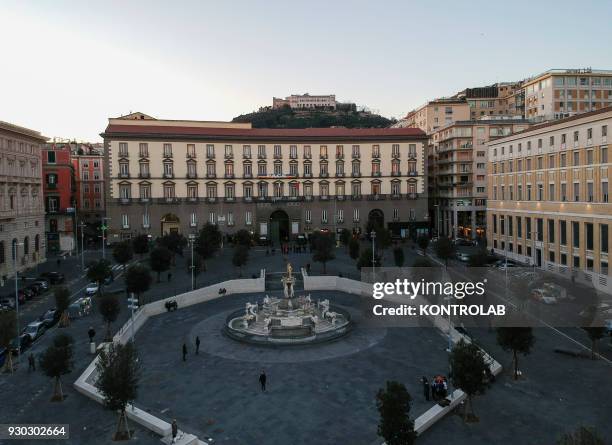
[2,0,612,142]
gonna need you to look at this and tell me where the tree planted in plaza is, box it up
[349,237,360,260]
[86,259,112,296]
[435,237,455,266]
[195,223,222,269]
[158,232,187,259]
[311,231,335,274]
[95,341,141,441]
[149,246,172,283]
[557,426,604,445]
[583,326,607,360]
[131,234,150,257]
[39,333,74,401]
[232,245,249,277]
[357,247,381,270]
[99,294,121,341]
[54,286,71,328]
[496,326,535,379]
[393,247,405,268]
[376,380,416,445]
[124,264,152,306]
[112,241,133,271]
[339,228,352,248]
[416,235,429,254]
[233,229,252,248]
[375,227,392,252]
[0,310,16,373]
[449,339,488,422]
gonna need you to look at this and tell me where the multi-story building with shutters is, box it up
[102,113,429,244]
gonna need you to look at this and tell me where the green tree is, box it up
[557,426,604,445]
[86,259,112,296]
[232,245,249,277]
[112,241,133,271]
[450,339,488,422]
[376,227,392,252]
[0,311,16,373]
[195,223,222,269]
[187,252,203,288]
[416,235,429,254]
[339,229,352,248]
[311,231,336,274]
[583,327,607,360]
[54,286,71,328]
[149,246,172,283]
[357,247,381,270]
[124,264,152,306]
[496,327,535,379]
[349,237,360,260]
[39,333,74,401]
[157,232,187,257]
[393,247,405,268]
[435,238,455,266]
[95,342,141,440]
[376,380,416,445]
[131,234,149,257]
[233,229,252,248]
[98,294,121,341]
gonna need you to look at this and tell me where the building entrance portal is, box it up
[161,213,180,235]
[270,209,289,244]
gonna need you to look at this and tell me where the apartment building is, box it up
[71,145,105,240]
[524,68,612,122]
[404,98,470,134]
[102,113,429,243]
[488,107,612,292]
[459,82,524,119]
[42,144,76,253]
[431,118,531,239]
[0,121,46,281]
[272,94,337,110]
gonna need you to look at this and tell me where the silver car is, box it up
[23,321,46,342]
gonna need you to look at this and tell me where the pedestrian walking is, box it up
[28,354,36,372]
[168,272,172,282]
[259,370,267,392]
[421,376,430,401]
[195,336,200,355]
[88,326,96,343]
[182,343,187,362]
[171,419,178,444]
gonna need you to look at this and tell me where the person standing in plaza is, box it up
[421,376,430,401]
[195,336,200,355]
[88,326,96,343]
[182,343,187,362]
[28,353,36,372]
[259,370,267,392]
[171,419,178,443]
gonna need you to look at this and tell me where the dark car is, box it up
[40,272,65,284]
[29,282,46,294]
[39,308,59,328]
[0,296,16,310]
[10,334,32,356]
[20,288,35,301]
[258,235,270,246]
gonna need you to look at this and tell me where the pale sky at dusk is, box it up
[2,0,611,142]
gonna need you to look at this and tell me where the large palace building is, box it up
[488,106,612,293]
[102,113,429,244]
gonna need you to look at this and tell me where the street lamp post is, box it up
[13,241,24,365]
[100,217,110,259]
[370,230,376,274]
[189,234,196,290]
[79,221,86,270]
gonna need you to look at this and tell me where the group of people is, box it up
[181,336,201,361]
[421,375,448,401]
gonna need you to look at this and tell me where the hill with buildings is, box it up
[232,106,396,128]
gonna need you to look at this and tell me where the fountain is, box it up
[225,263,351,345]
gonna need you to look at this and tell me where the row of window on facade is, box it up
[122,207,412,230]
[493,179,609,203]
[0,235,41,264]
[493,146,608,174]
[491,214,609,273]
[119,180,419,200]
[493,125,608,159]
[0,156,39,177]
[0,138,39,154]
[120,158,419,178]
[0,188,40,211]
[118,142,419,159]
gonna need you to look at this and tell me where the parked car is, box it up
[26,284,42,296]
[453,238,476,247]
[0,296,16,310]
[39,308,59,328]
[10,334,32,355]
[258,235,270,246]
[85,282,99,295]
[20,288,35,300]
[531,288,558,305]
[40,272,65,284]
[23,320,46,342]
[456,251,471,263]
[33,279,50,291]
[68,297,92,319]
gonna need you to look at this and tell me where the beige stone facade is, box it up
[404,99,470,134]
[0,121,47,281]
[102,114,429,243]
[487,107,612,292]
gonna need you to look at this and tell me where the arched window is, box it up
[35,234,40,252]
[23,236,29,255]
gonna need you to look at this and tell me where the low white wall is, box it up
[75,270,266,444]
